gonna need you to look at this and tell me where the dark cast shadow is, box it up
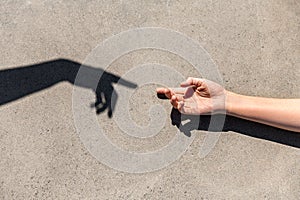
[170,108,300,148]
[0,58,137,117]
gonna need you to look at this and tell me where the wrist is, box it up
[225,90,240,115]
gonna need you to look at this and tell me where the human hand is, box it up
[156,77,226,115]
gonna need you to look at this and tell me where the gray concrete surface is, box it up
[0,0,299,199]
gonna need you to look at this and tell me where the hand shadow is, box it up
[171,108,300,148]
[0,58,137,117]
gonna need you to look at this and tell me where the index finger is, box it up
[156,88,174,99]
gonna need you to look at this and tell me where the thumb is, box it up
[180,77,203,87]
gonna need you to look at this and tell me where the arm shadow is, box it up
[0,58,137,117]
[171,108,300,148]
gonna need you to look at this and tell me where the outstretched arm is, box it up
[226,91,300,132]
[157,77,300,132]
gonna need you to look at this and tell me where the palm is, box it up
[183,87,214,114]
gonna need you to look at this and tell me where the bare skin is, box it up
[156,77,300,132]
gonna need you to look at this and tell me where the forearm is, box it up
[225,91,300,132]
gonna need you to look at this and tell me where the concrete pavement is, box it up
[0,0,299,199]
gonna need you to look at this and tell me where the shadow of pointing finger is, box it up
[0,58,137,117]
